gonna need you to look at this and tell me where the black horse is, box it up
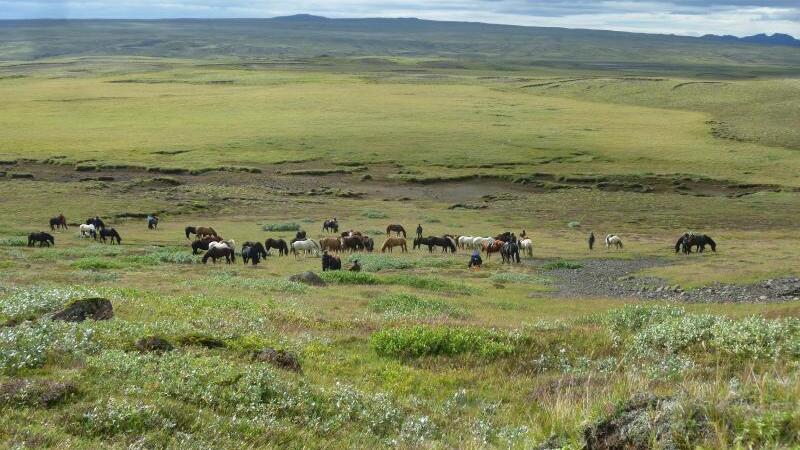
[86,217,105,230]
[290,230,307,244]
[202,247,234,264]
[99,228,122,244]
[414,236,456,253]
[241,241,268,266]
[323,219,339,233]
[501,242,521,264]
[265,238,289,256]
[49,215,67,231]
[28,232,54,247]
[191,237,219,254]
[322,252,341,271]
[147,215,159,230]
[675,233,717,254]
[362,236,375,252]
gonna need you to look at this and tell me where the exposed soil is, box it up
[535,258,800,303]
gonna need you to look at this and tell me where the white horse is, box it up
[291,239,320,257]
[605,234,623,249]
[458,236,474,249]
[209,239,236,251]
[79,223,96,239]
[519,238,533,258]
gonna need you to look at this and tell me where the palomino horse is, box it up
[386,224,407,237]
[291,239,321,258]
[381,237,407,253]
[185,226,218,240]
[518,239,533,258]
[605,234,623,249]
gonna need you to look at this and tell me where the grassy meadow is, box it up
[2,21,800,448]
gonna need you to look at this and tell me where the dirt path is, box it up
[534,258,800,303]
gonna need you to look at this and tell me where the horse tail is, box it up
[185,226,193,239]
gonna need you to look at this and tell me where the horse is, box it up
[291,239,320,258]
[191,237,221,254]
[386,224,406,237]
[381,237,407,253]
[458,236,474,250]
[341,235,364,252]
[518,238,533,258]
[483,240,504,259]
[147,216,159,230]
[362,236,375,252]
[322,252,341,271]
[49,215,67,231]
[415,236,455,253]
[501,241,520,264]
[320,237,343,252]
[28,232,54,247]
[264,238,289,256]
[291,230,307,244]
[202,246,233,264]
[474,237,494,251]
[675,233,716,254]
[79,224,97,240]
[323,219,339,233]
[341,230,362,238]
[241,241,267,266]
[413,237,432,251]
[99,228,122,245]
[86,217,105,230]
[209,239,236,254]
[605,235,623,249]
[494,232,516,243]
[185,226,218,240]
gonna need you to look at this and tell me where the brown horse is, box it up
[381,237,407,253]
[320,237,343,252]
[185,226,218,240]
[386,224,406,237]
[483,240,504,259]
[202,246,234,264]
[341,235,365,252]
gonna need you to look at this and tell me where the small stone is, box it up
[288,271,326,287]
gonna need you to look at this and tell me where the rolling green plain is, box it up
[2,18,800,449]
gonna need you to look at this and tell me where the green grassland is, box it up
[2,19,800,449]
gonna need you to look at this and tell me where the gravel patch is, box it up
[530,258,800,303]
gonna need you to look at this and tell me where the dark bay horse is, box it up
[99,228,122,244]
[202,246,234,264]
[322,252,341,271]
[86,217,106,230]
[49,215,67,231]
[386,224,406,237]
[28,232,54,247]
[265,238,289,256]
[676,233,717,254]
[323,219,339,233]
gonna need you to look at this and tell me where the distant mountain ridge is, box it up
[701,33,800,47]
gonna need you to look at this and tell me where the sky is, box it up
[0,0,798,37]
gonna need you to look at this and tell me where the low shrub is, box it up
[128,248,198,265]
[261,222,301,232]
[78,397,175,436]
[0,321,97,373]
[320,272,476,294]
[541,261,583,270]
[372,325,520,358]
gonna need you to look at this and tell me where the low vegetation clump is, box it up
[368,293,468,320]
[489,272,548,284]
[70,257,125,271]
[0,237,26,247]
[128,247,198,265]
[0,321,97,373]
[185,272,308,294]
[345,254,457,272]
[261,222,301,232]
[320,271,476,295]
[0,286,103,323]
[372,325,522,358]
[361,210,389,219]
[541,261,583,270]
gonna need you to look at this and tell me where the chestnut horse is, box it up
[381,237,407,253]
[320,236,343,252]
[185,226,218,240]
[386,224,406,237]
[483,240,504,259]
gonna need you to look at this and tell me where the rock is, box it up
[51,298,113,322]
[135,336,174,354]
[253,348,302,372]
[288,271,326,287]
[759,295,767,301]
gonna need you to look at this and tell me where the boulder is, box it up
[288,271,326,287]
[135,336,174,354]
[51,298,113,322]
[253,348,302,372]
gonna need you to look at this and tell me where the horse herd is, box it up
[29,215,718,268]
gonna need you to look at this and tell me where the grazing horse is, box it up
[341,235,364,252]
[185,226,218,240]
[191,237,222,254]
[99,228,122,245]
[415,236,455,253]
[474,237,494,251]
[458,236,474,250]
[323,219,339,233]
[320,237,343,252]
[381,237,407,253]
[518,239,533,258]
[483,240,504,259]
[501,241,521,264]
[291,239,321,258]
[413,237,432,251]
[49,215,67,231]
[264,238,289,256]
[386,224,407,237]
[202,247,234,264]
[362,236,375,252]
[241,241,267,266]
[341,230,363,238]
[322,252,342,271]
[86,217,105,230]
[494,232,516,243]
[28,232,54,247]
[675,233,717,254]
[79,224,97,240]
[209,239,236,254]
[147,215,159,230]
[605,235,623,249]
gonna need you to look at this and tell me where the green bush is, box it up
[372,325,520,358]
[320,271,380,285]
[262,222,301,232]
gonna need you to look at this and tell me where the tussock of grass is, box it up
[361,210,389,219]
[345,254,458,272]
[261,222,301,232]
[372,325,522,358]
[185,272,308,293]
[0,237,26,247]
[70,257,124,271]
[320,271,476,295]
[369,293,468,320]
